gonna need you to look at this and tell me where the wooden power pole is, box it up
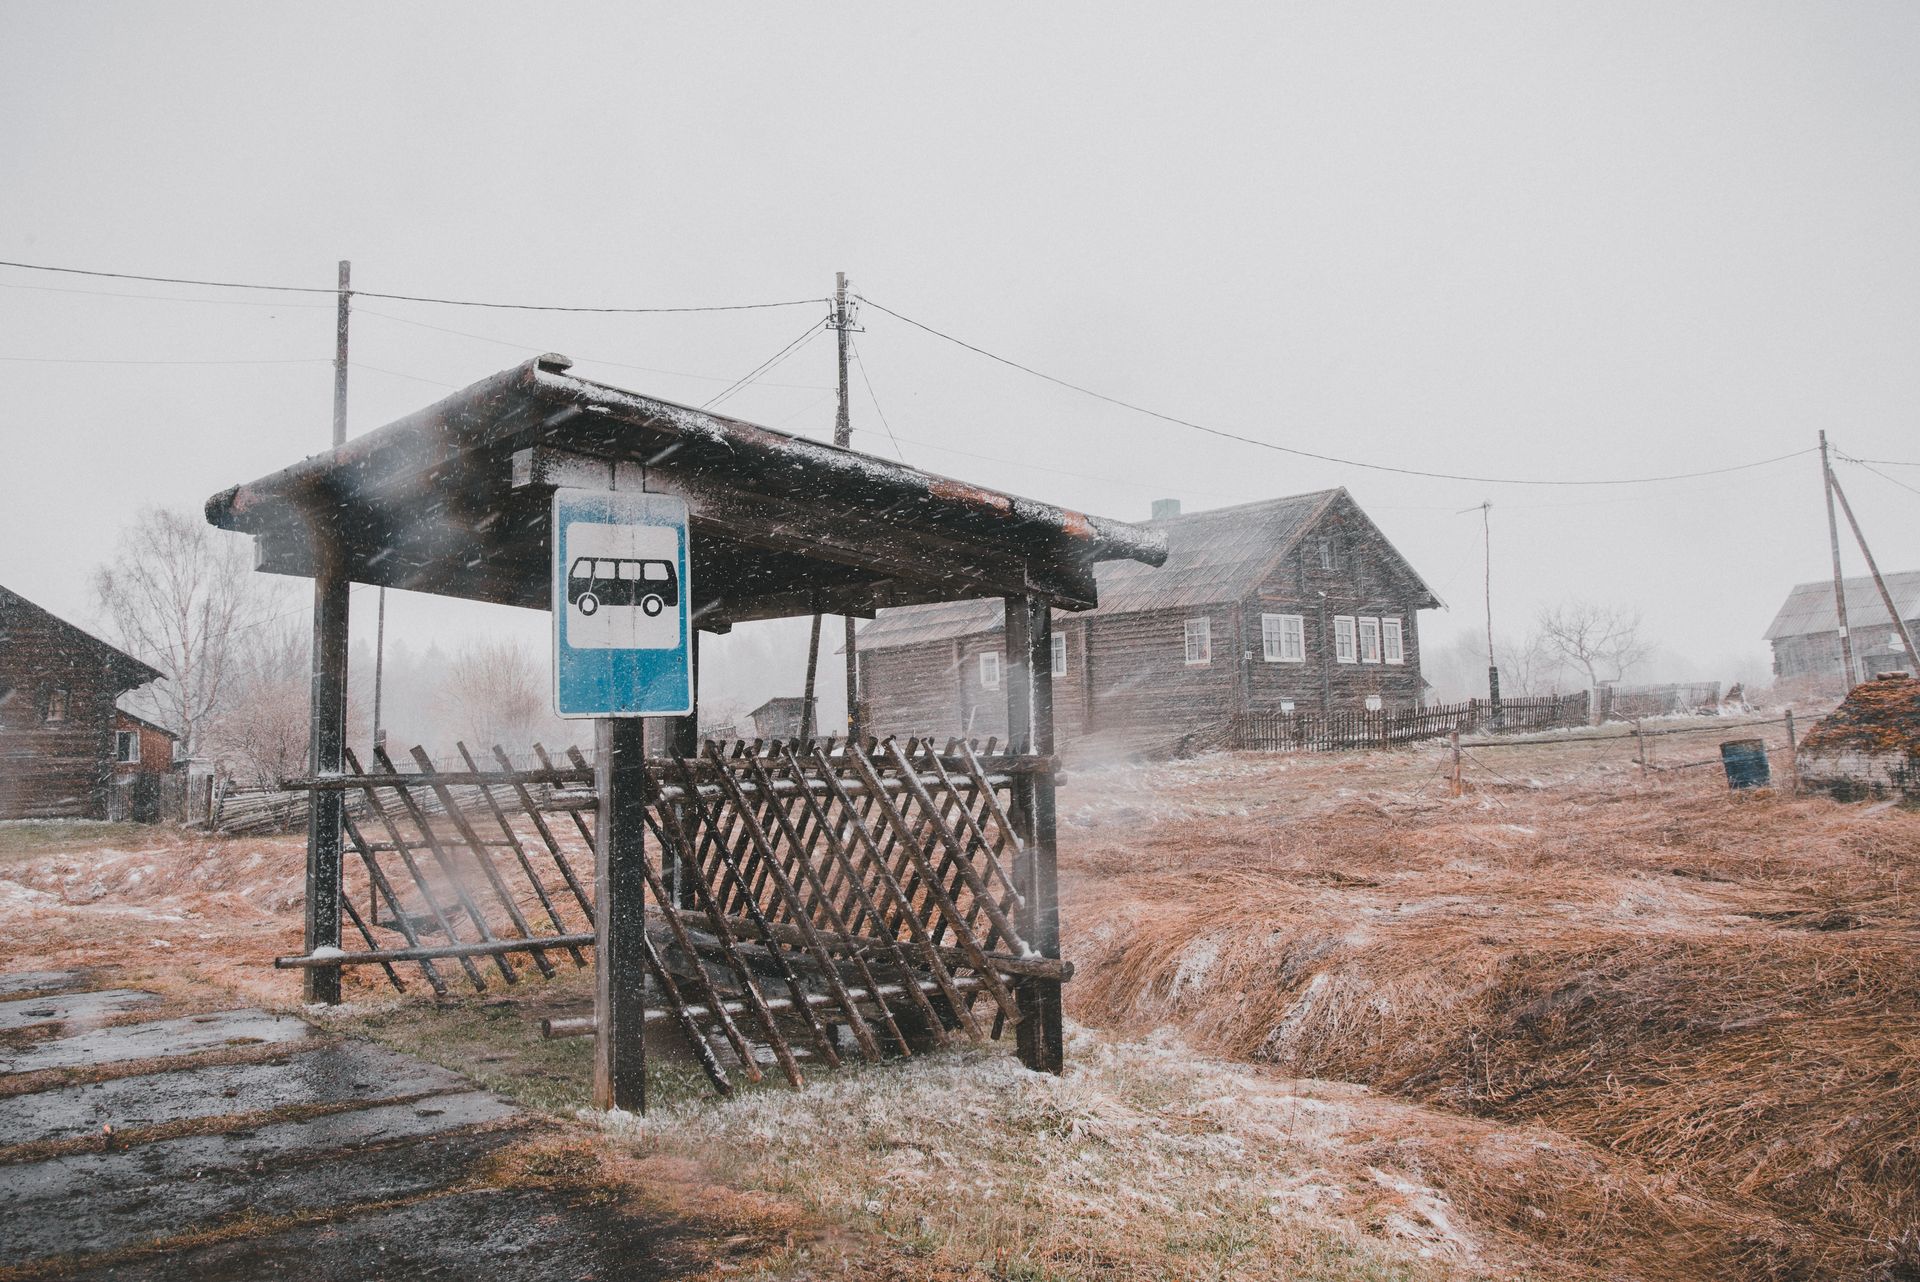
[304,259,353,1004]
[1826,461,1920,677]
[1819,431,1857,690]
[802,273,861,743]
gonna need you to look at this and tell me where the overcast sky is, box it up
[4,3,1917,713]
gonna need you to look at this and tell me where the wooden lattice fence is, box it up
[278,735,1060,1097]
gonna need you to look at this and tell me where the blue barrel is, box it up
[1720,739,1770,789]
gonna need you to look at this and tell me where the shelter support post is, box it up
[1005,594,1064,1074]
[594,718,649,1113]
[303,539,350,1004]
[667,633,700,910]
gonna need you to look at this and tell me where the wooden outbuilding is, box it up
[0,584,163,820]
[205,354,1166,1111]
[855,489,1440,753]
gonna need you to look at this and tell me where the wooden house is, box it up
[0,584,164,819]
[854,489,1440,750]
[109,707,183,822]
[1765,571,1920,686]
[748,696,808,740]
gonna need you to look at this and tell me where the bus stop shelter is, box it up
[206,353,1166,1110]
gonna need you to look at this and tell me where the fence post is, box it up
[1450,730,1462,797]
[1784,709,1798,795]
[1635,718,1648,776]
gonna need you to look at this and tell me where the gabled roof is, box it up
[113,704,180,740]
[855,488,1440,650]
[1763,571,1920,641]
[0,584,163,688]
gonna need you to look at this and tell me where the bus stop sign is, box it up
[552,488,694,717]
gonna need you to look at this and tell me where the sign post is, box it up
[552,488,694,1113]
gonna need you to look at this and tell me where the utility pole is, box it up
[802,273,861,743]
[1826,461,1920,677]
[833,273,859,741]
[305,258,352,1004]
[1819,431,1857,690]
[1465,501,1502,728]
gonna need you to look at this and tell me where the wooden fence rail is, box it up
[1229,692,1591,752]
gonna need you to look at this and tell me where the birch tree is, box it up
[1536,602,1651,694]
[92,506,274,756]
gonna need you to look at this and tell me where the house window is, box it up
[44,687,69,722]
[1316,534,1345,571]
[1279,700,1295,714]
[1050,632,1067,676]
[1365,695,1384,712]
[979,652,1000,690]
[1261,613,1305,663]
[1358,617,1382,664]
[1383,617,1405,665]
[1333,617,1357,664]
[1184,617,1212,665]
[115,730,139,764]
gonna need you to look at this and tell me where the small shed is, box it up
[748,696,808,741]
[1796,673,1920,801]
[205,354,1166,1111]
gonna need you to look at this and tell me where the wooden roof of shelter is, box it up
[854,488,1440,650]
[205,356,1166,628]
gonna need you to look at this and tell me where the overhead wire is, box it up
[353,307,831,390]
[1833,450,1920,500]
[856,294,1819,488]
[848,338,907,462]
[0,257,826,314]
[703,317,828,409]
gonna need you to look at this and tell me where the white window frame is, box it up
[115,730,139,764]
[1365,694,1384,712]
[1333,616,1358,664]
[1184,617,1212,666]
[1383,617,1405,665]
[1261,613,1305,663]
[1358,617,1382,664]
[979,651,1001,690]
[1050,632,1067,676]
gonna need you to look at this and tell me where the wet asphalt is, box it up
[0,973,700,1280]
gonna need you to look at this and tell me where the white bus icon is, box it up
[562,522,680,650]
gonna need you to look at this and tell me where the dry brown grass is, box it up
[1060,734,1920,1280]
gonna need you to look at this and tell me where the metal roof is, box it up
[1763,571,1920,641]
[205,357,1165,626]
[855,488,1440,650]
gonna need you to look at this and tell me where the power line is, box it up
[1835,451,1920,500]
[703,317,828,409]
[849,338,907,462]
[0,257,826,314]
[353,307,831,390]
[0,279,332,309]
[856,294,1819,488]
[0,354,326,367]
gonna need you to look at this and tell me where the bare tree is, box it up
[92,506,276,756]
[438,638,551,751]
[1535,601,1651,694]
[203,616,310,787]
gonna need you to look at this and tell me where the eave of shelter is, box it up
[206,356,1166,626]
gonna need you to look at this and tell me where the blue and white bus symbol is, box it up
[551,490,693,717]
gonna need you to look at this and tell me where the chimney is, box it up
[1151,498,1182,521]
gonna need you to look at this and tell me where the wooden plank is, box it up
[703,744,884,1063]
[593,719,648,1114]
[455,742,586,967]
[805,743,984,1041]
[342,747,489,991]
[492,744,594,919]
[410,746,557,979]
